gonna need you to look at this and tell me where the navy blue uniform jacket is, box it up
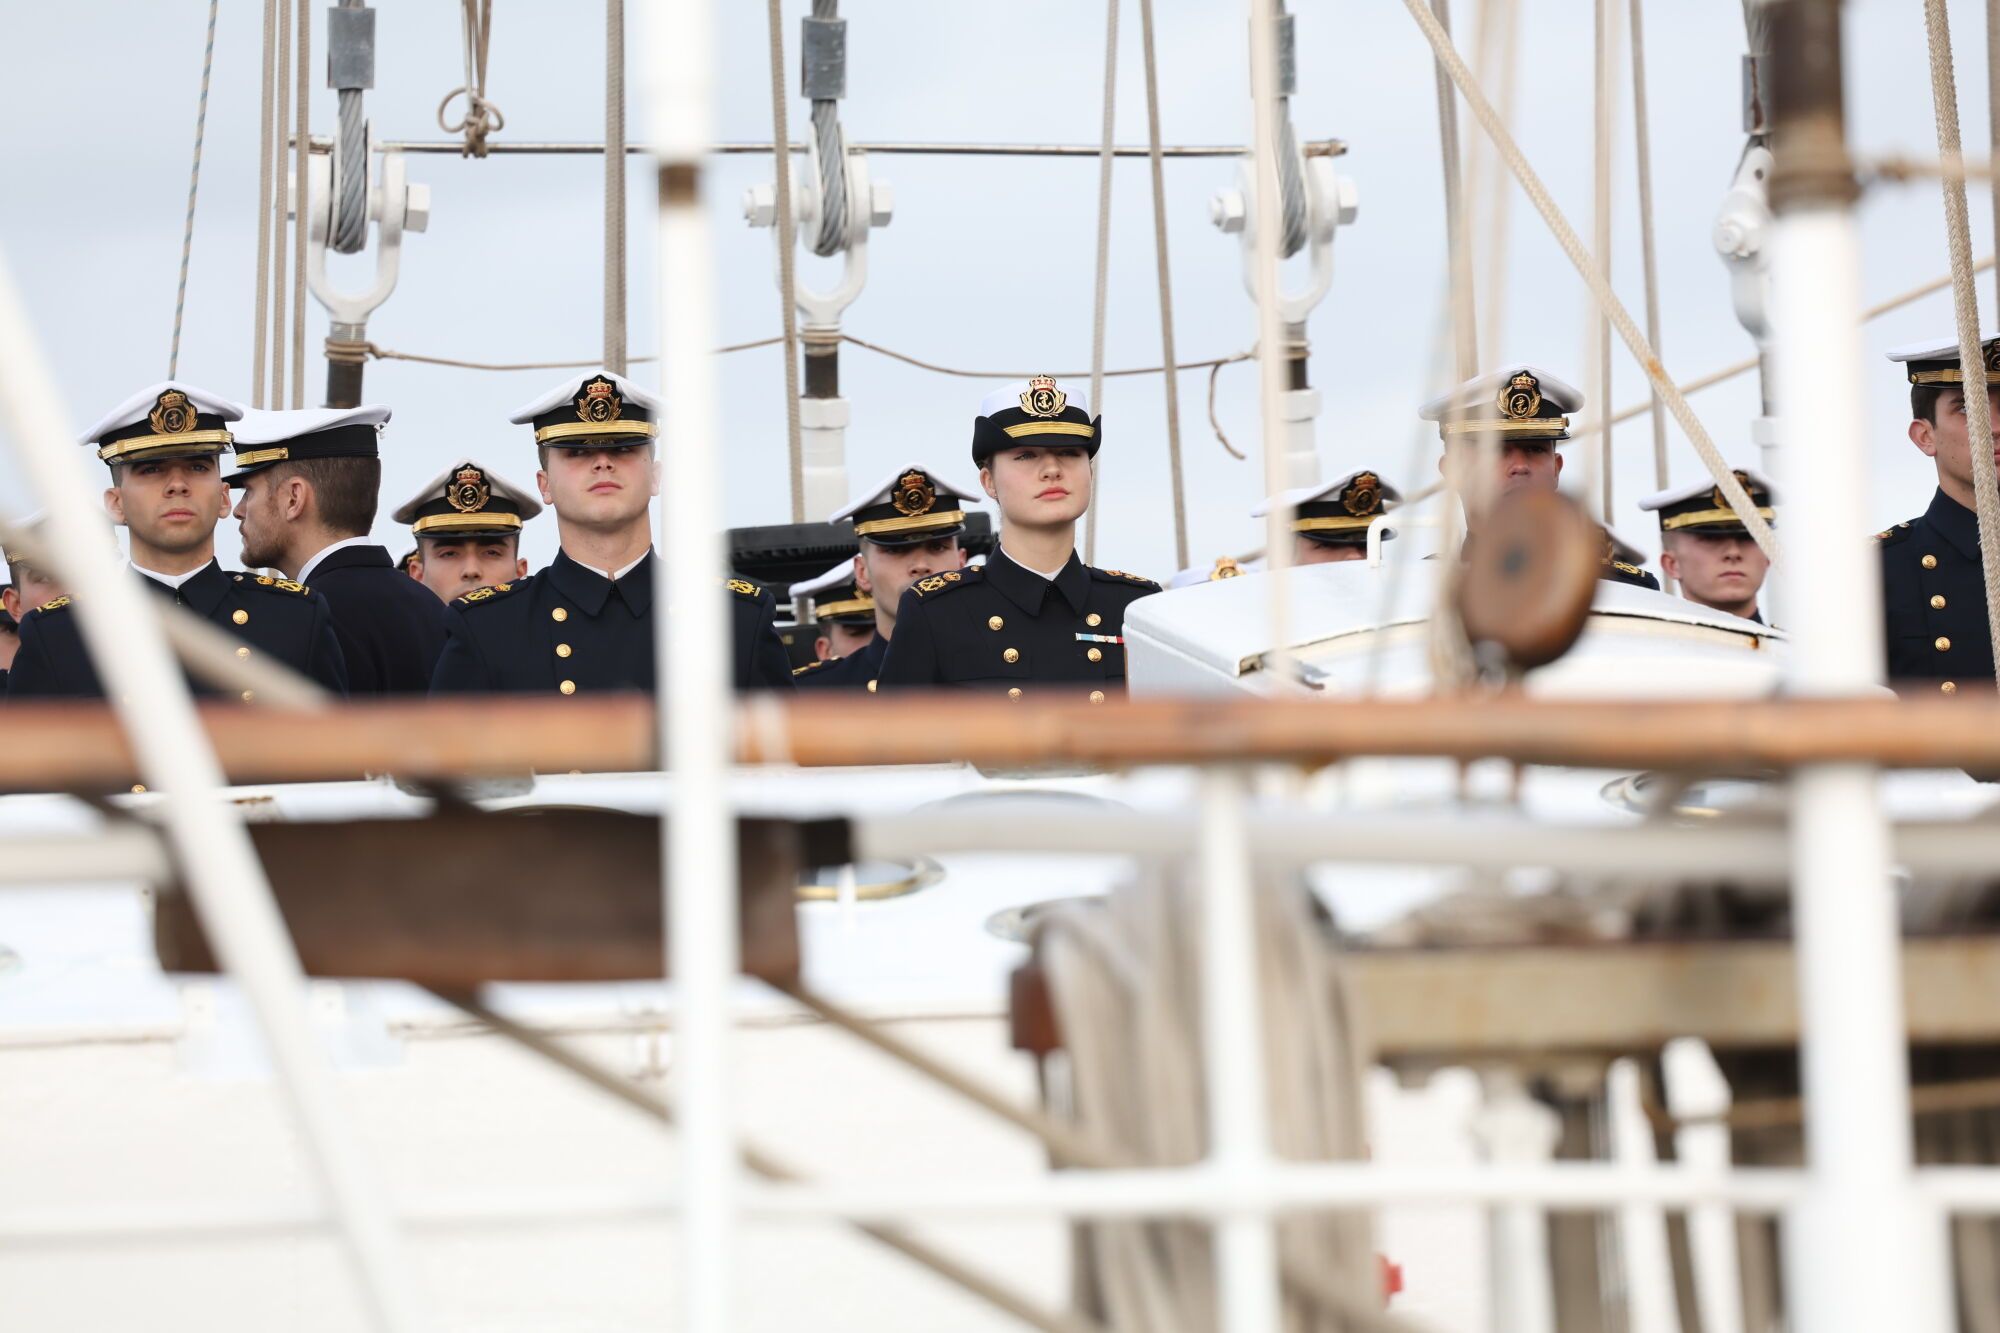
[429,550,795,694]
[306,543,446,695]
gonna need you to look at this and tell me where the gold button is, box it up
[1003,647,1020,663]
[556,643,572,658]
[130,784,147,795]
[1088,690,1106,704]
[1936,636,1952,652]
[235,646,250,659]
[866,679,878,694]
[1923,554,1939,569]
[1943,681,1959,695]
[552,607,569,622]
[1085,613,1102,627]
[240,690,255,703]
[232,609,249,625]
[1087,647,1103,663]
[988,616,1004,631]
[1007,687,1023,699]
[560,680,577,695]
[1932,595,1947,609]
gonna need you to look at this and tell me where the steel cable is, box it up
[808,0,848,258]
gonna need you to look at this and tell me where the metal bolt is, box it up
[402,182,431,233]
[744,182,778,228]
[869,180,895,228]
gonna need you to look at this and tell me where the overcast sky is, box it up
[0,1,1993,579]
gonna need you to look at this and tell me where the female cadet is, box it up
[876,376,1160,699]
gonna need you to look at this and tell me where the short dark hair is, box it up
[1913,384,1946,425]
[273,456,380,536]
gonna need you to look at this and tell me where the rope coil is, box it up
[437,0,503,158]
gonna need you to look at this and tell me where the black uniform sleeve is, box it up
[5,615,58,697]
[875,590,940,689]
[302,593,351,697]
[736,590,796,692]
[429,606,494,693]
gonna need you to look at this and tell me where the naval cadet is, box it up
[1639,468,1777,623]
[8,383,349,699]
[788,561,880,688]
[2,540,65,622]
[1423,365,1661,589]
[796,463,979,692]
[1252,469,1402,565]
[876,377,1160,698]
[429,370,794,695]
[228,405,446,694]
[1880,334,2000,693]
[391,457,540,603]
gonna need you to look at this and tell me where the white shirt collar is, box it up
[998,545,1070,582]
[131,561,205,590]
[298,535,375,584]
[574,549,651,582]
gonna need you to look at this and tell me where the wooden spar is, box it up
[5,693,2000,788]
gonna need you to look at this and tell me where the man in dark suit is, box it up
[430,370,793,695]
[228,405,445,694]
[9,382,348,699]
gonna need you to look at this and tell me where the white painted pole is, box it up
[0,260,422,1331]
[1249,0,1295,693]
[1769,201,1952,1332]
[1196,767,1282,1332]
[643,0,739,1329]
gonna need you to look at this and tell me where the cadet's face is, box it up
[826,621,876,657]
[1660,530,1768,614]
[1292,536,1367,566]
[7,563,63,613]
[106,456,228,554]
[537,443,658,529]
[1913,388,2000,501]
[414,535,526,602]
[1443,438,1563,507]
[858,537,965,616]
[230,470,290,569]
[981,446,1092,527]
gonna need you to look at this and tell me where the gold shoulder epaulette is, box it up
[724,578,761,599]
[240,574,311,596]
[455,581,516,606]
[31,595,71,615]
[1097,567,1160,588]
[1613,560,1644,576]
[793,658,832,676]
[914,570,968,596]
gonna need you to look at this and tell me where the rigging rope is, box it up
[1628,0,1668,502]
[331,0,367,254]
[168,0,221,381]
[437,0,503,158]
[1587,0,1620,522]
[1139,0,1191,571]
[290,0,309,407]
[1399,0,1776,560]
[766,0,806,523]
[268,0,292,409]
[808,0,848,258]
[251,0,277,408]
[1083,0,1119,568]
[1920,0,2000,687]
[1273,0,1308,259]
[1430,0,1479,381]
[604,0,628,375]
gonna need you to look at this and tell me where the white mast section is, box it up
[646,2,740,1331]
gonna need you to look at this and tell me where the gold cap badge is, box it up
[1499,372,1542,421]
[1020,375,1067,419]
[891,469,936,517]
[149,390,197,437]
[577,377,623,425]
[448,465,491,514]
[1342,471,1383,517]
